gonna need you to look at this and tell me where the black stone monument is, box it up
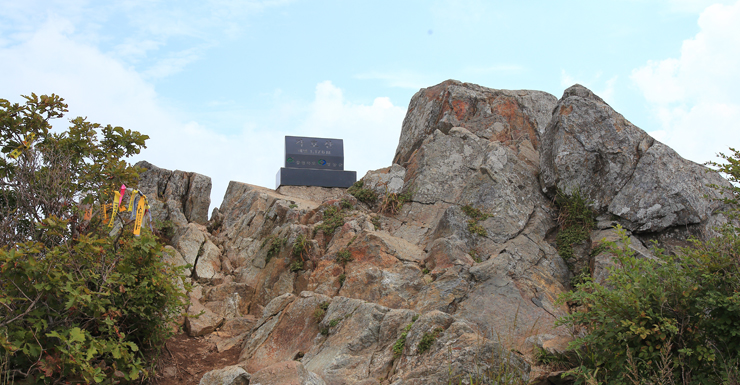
[276,136,357,188]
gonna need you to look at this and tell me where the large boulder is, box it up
[135,161,212,225]
[539,84,730,234]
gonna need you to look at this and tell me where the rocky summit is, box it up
[137,80,730,385]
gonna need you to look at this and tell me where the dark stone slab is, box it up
[285,136,344,170]
[276,168,356,189]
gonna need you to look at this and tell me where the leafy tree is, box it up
[0,94,188,383]
[556,150,740,385]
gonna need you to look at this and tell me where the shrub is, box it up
[335,249,352,265]
[262,236,286,263]
[338,273,346,286]
[340,198,353,210]
[315,206,345,236]
[392,323,413,358]
[292,234,311,261]
[554,188,594,261]
[463,205,490,237]
[0,94,187,384]
[462,205,491,221]
[347,181,377,204]
[380,189,413,215]
[290,260,304,272]
[416,328,443,354]
[557,226,740,384]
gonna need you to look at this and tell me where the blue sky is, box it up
[2,0,739,211]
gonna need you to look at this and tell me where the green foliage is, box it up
[469,250,482,263]
[557,226,740,384]
[338,273,346,286]
[328,318,340,328]
[261,236,286,263]
[371,216,381,230]
[462,205,491,221]
[0,94,187,384]
[340,198,353,210]
[289,260,304,272]
[315,206,345,236]
[417,328,443,355]
[335,249,352,265]
[392,323,413,358]
[467,220,487,237]
[554,189,594,261]
[463,205,490,237]
[706,147,740,209]
[347,181,378,204]
[313,308,326,323]
[291,234,311,261]
[289,203,298,209]
[319,301,330,311]
[422,268,430,275]
[380,189,413,215]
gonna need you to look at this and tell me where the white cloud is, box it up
[356,70,438,90]
[631,0,740,164]
[0,16,406,213]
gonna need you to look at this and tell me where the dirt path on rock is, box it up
[149,333,241,385]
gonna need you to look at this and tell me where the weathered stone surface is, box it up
[135,161,212,225]
[173,223,207,267]
[240,292,330,373]
[539,84,729,234]
[186,299,225,337]
[360,164,406,195]
[196,238,222,281]
[393,80,557,166]
[250,360,326,385]
[199,365,250,385]
[144,79,736,384]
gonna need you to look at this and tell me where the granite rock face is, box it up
[135,160,212,225]
[539,84,730,234]
[140,80,732,384]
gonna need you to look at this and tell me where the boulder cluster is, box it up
[137,80,730,385]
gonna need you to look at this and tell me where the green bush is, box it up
[463,205,490,237]
[554,189,594,262]
[416,328,443,354]
[335,249,352,265]
[315,206,345,236]
[557,226,740,384]
[347,181,378,204]
[0,94,187,383]
[292,234,311,261]
[261,236,286,263]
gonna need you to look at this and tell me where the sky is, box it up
[2,0,739,213]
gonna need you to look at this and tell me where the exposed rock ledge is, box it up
[139,80,731,384]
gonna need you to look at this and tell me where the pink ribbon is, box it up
[119,184,127,205]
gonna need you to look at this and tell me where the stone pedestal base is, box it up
[276,168,356,189]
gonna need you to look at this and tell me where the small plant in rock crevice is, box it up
[393,323,414,358]
[340,198,353,210]
[338,273,346,286]
[417,328,444,354]
[314,301,330,323]
[336,249,352,265]
[262,235,287,263]
[347,180,378,204]
[463,205,491,237]
[469,249,482,263]
[315,206,345,236]
[292,234,312,261]
[554,188,595,263]
[290,260,304,272]
[371,216,381,230]
[380,188,413,215]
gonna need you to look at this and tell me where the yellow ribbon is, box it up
[8,133,36,159]
[108,191,120,228]
[133,196,146,236]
